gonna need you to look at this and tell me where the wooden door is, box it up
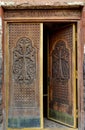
[48,24,77,128]
[4,22,43,129]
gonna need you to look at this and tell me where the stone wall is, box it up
[0,0,85,4]
[0,8,3,130]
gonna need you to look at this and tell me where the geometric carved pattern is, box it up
[52,40,69,105]
[13,37,36,85]
[14,85,36,107]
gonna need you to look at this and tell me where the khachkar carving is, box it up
[13,37,36,85]
[52,40,70,104]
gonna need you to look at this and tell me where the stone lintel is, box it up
[0,1,84,9]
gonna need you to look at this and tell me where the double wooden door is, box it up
[4,22,77,129]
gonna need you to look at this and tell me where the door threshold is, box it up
[42,128,78,130]
[26,127,78,130]
[7,128,78,130]
[31,128,78,130]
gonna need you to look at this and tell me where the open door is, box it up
[4,22,43,129]
[48,24,77,128]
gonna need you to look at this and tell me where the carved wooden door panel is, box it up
[4,23,43,129]
[48,24,77,128]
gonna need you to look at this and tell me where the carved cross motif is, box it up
[13,37,36,85]
[52,40,70,82]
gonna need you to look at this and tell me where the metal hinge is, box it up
[75,32,77,42]
[76,70,78,79]
[76,109,78,118]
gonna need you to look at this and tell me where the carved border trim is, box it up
[4,9,81,19]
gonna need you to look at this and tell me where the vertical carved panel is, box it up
[8,23,41,128]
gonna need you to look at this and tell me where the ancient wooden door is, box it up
[48,24,77,128]
[4,22,43,129]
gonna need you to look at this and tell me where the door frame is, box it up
[1,7,84,130]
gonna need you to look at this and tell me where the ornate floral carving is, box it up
[13,37,36,85]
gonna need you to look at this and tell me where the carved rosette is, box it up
[13,37,36,85]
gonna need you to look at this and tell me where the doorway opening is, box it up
[43,22,78,128]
